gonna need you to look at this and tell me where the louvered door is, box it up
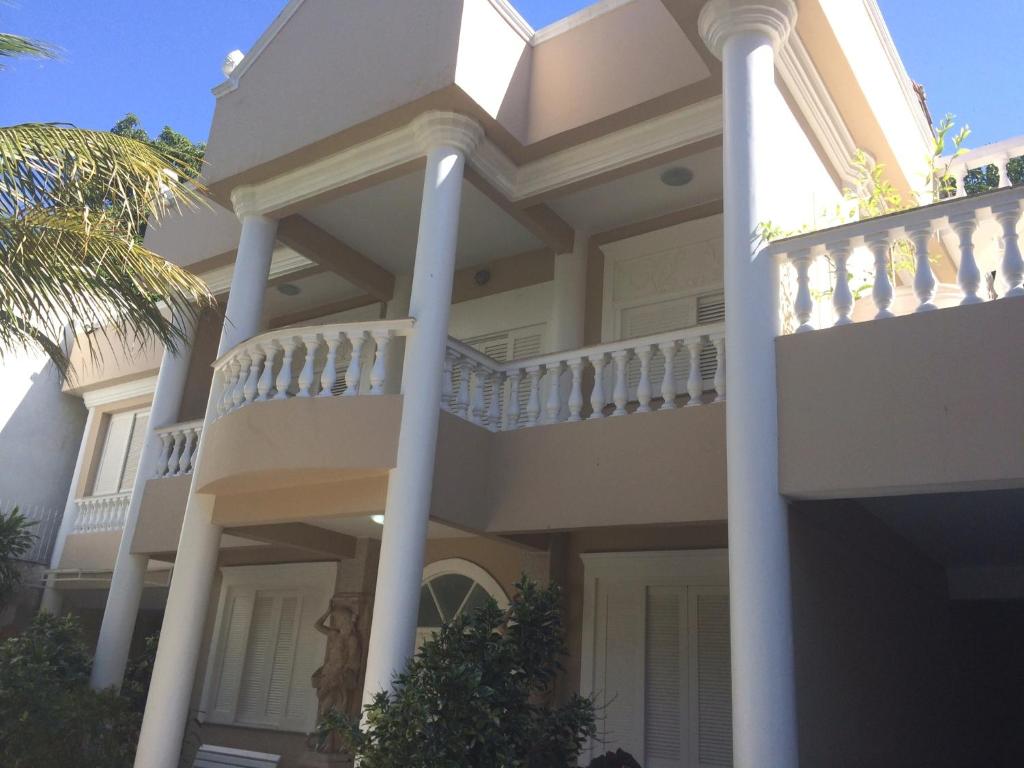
[689,588,732,768]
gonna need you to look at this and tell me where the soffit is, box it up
[311,514,474,540]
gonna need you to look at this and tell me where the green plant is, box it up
[326,577,596,768]
[588,748,642,768]
[0,613,152,767]
[0,508,35,610]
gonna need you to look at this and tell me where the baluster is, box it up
[524,366,542,427]
[156,432,173,478]
[319,332,341,397]
[658,341,678,410]
[954,167,967,198]
[297,333,321,397]
[506,369,522,429]
[370,330,393,394]
[441,351,455,412]
[274,337,298,400]
[826,240,854,326]
[486,371,503,430]
[454,357,471,418]
[231,351,250,410]
[948,213,983,304]
[906,222,937,311]
[178,430,195,475]
[344,331,366,396]
[588,353,607,420]
[635,346,653,413]
[567,358,584,422]
[992,202,1024,297]
[866,233,894,319]
[611,349,629,416]
[712,335,726,403]
[217,360,237,415]
[791,249,815,332]
[257,342,277,400]
[544,362,563,423]
[470,365,487,425]
[242,346,264,405]
[685,337,705,407]
[168,431,185,477]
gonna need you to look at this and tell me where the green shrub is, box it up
[0,613,150,768]
[327,577,596,768]
[587,748,642,768]
[0,508,36,610]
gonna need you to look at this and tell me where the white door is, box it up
[581,551,732,767]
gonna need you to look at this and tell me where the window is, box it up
[202,563,337,733]
[91,408,150,496]
[415,559,508,648]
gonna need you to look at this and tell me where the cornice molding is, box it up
[82,376,158,409]
[411,111,484,156]
[698,0,798,59]
[777,33,859,187]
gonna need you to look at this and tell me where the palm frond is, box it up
[0,33,58,68]
[0,207,213,372]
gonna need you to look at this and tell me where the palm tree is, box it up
[1,30,213,376]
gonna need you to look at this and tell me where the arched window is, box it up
[416,559,508,646]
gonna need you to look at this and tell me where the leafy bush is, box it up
[0,508,36,610]
[0,613,151,768]
[327,577,596,768]
[588,748,642,768]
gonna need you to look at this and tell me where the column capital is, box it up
[230,185,263,219]
[411,111,484,156]
[698,0,798,59]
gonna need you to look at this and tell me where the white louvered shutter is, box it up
[235,591,304,728]
[91,411,136,495]
[696,294,725,383]
[645,587,687,767]
[689,587,732,768]
[211,591,256,721]
[595,582,645,759]
[118,411,150,491]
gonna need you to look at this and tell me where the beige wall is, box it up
[178,308,224,422]
[131,475,191,557]
[58,530,122,571]
[789,501,958,767]
[778,300,1024,499]
[64,332,161,396]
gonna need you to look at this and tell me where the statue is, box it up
[311,597,363,748]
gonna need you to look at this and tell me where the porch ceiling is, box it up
[303,170,544,273]
[309,513,475,541]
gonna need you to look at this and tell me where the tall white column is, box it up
[134,211,278,768]
[361,112,482,704]
[698,2,799,766]
[90,313,198,691]
[549,231,588,351]
[39,408,98,615]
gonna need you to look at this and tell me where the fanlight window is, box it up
[415,560,508,644]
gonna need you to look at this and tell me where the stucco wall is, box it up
[789,501,958,767]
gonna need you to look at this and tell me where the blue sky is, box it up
[1,0,1020,149]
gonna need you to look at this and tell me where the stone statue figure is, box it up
[311,598,363,725]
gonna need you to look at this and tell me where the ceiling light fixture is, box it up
[660,166,694,187]
[371,514,385,525]
[276,282,301,296]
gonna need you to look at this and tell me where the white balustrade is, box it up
[772,185,1024,331]
[72,492,131,534]
[443,323,725,431]
[211,319,415,420]
[154,420,204,478]
[947,136,1023,197]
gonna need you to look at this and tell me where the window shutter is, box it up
[211,591,256,721]
[91,411,135,495]
[118,411,150,492]
[689,588,732,768]
[696,294,725,383]
[235,592,305,728]
[645,587,686,766]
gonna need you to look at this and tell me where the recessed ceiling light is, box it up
[276,282,301,296]
[371,514,385,525]
[660,166,694,187]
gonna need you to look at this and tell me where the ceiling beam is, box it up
[227,522,358,560]
[276,215,395,302]
[464,168,575,253]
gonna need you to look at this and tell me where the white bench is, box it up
[193,744,282,768]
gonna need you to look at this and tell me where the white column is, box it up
[133,211,278,768]
[361,112,481,705]
[91,313,198,691]
[699,3,799,767]
[549,231,588,351]
[39,408,98,615]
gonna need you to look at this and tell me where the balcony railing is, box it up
[444,323,726,431]
[948,137,1024,196]
[772,185,1024,332]
[72,492,131,534]
[212,319,415,418]
[154,420,204,478]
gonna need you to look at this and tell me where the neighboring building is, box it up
[30,1,1024,767]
